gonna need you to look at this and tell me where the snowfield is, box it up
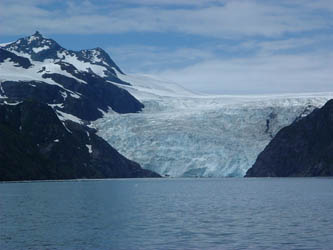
[95,74,333,177]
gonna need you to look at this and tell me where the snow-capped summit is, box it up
[3,31,62,61]
[0,32,143,123]
[2,32,128,85]
[79,47,125,75]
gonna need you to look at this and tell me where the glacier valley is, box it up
[95,74,333,177]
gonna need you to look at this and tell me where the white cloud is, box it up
[239,34,333,55]
[107,33,333,94]
[0,0,331,37]
[107,45,215,72]
[155,52,333,94]
[1,0,332,95]
[290,0,333,11]
[115,0,227,6]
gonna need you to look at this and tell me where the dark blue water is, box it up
[1,178,333,250]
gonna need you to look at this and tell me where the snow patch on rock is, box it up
[32,45,50,53]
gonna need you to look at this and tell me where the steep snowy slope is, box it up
[95,74,333,177]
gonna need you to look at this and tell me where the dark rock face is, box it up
[0,48,32,68]
[0,101,160,181]
[246,99,333,177]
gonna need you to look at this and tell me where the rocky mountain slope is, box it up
[245,99,333,177]
[0,101,159,181]
[0,32,160,180]
[0,32,143,120]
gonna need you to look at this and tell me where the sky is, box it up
[0,0,333,94]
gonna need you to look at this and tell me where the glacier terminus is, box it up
[94,74,333,177]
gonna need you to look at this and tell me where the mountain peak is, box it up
[33,31,43,37]
[26,31,45,44]
[1,32,128,82]
[1,32,63,61]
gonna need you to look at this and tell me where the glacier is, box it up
[94,74,333,177]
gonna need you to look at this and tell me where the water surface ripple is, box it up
[1,178,333,249]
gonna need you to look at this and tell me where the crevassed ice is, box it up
[95,74,333,177]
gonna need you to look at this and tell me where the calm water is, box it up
[1,178,333,250]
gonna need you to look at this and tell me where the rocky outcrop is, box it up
[246,99,333,177]
[0,48,32,68]
[0,101,160,181]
